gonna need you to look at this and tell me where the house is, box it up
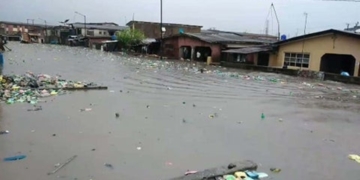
[126,21,202,39]
[267,29,360,77]
[68,22,127,47]
[161,30,276,62]
[0,21,52,42]
[69,22,127,37]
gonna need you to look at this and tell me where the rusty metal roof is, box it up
[126,21,203,28]
[70,23,128,31]
[182,32,275,44]
[222,46,273,54]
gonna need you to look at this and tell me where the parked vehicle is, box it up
[68,35,86,46]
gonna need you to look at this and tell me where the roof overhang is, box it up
[222,46,273,54]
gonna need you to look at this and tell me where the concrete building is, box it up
[126,21,202,39]
[161,30,276,62]
[68,22,127,47]
[0,21,51,42]
[269,29,360,77]
[69,22,127,37]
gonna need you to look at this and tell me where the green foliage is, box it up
[116,29,145,50]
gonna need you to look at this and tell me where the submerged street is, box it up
[0,42,360,180]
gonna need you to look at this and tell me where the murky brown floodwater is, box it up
[0,42,359,180]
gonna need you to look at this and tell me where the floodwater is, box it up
[0,42,360,180]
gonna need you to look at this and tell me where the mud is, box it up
[0,42,359,180]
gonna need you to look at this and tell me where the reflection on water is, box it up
[0,42,359,180]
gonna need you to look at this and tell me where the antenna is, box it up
[132,13,135,30]
[265,20,269,35]
[271,3,280,40]
[304,12,308,35]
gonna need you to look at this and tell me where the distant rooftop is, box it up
[126,20,203,28]
[202,29,278,40]
[72,22,119,26]
[276,29,360,45]
[0,21,53,28]
[69,23,128,31]
[163,30,277,45]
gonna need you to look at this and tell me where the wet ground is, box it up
[0,42,360,180]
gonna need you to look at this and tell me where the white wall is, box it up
[80,28,109,37]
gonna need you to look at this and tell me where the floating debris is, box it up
[349,154,360,164]
[104,163,114,169]
[0,130,9,135]
[184,170,198,176]
[3,155,27,162]
[80,108,92,112]
[261,113,265,120]
[27,105,42,111]
[0,72,105,105]
[47,155,77,175]
[270,168,281,173]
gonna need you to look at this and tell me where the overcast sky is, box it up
[1,0,359,37]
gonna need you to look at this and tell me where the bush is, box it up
[116,29,145,50]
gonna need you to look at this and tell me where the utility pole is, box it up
[300,12,308,69]
[38,18,47,43]
[160,0,163,60]
[75,11,87,37]
[304,12,308,35]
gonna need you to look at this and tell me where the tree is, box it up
[116,29,145,50]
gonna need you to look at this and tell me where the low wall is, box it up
[324,73,360,85]
[220,62,299,76]
[220,62,360,84]
[220,62,324,80]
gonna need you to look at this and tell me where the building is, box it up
[126,21,202,39]
[161,30,276,62]
[0,21,51,42]
[69,22,127,37]
[268,29,360,77]
[68,22,127,47]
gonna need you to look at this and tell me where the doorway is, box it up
[257,53,270,66]
[194,46,212,62]
[180,46,191,60]
[320,54,355,76]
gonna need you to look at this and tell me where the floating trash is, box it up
[0,130,10,135]
[270,167,282,173]
[0,72,105,105]
[3,155,27,161]
[349,154,360,164]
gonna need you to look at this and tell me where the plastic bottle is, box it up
[261,113,265,120]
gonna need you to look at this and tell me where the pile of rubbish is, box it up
[216,170,268,180]
[0,72,100,104]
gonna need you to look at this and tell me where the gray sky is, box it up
[1,0,359,37]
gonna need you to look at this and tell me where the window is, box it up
[87,30,94,36]
[284,52,310,68]
[99,31,102,35]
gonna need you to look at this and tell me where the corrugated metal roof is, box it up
[222,46,272,54]
[126,21,203,28]
[184,32,275,44]
[70,23,128,31]
[276,29,360,45]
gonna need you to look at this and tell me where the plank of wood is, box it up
[169,160,257,180]
[19,86,108,91]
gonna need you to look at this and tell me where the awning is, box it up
[222,46,272,54]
